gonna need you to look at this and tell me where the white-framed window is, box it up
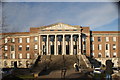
[18,38,22,43]
[11,61,14,66]
[113,44,116,50]
[98,44,102,50]
[34,53,38,58]
[34,37,38,42]
[113,52,117,57]
[11,53,15,59]
[4,61,7,66]
[90,53,94,57]
[26,45,30,51]
[92,37,94,41]
[26,53,30,59]
[98,52,102,57]
[18,45,22,51]
[113,37,116,41]
[106,52,110,58]
[11,38,15,43]
[92,44,94,50]
[91,37,94,42]
[105,37,109,42]
[26,38,30,43]
[34,45,38,50]
[4,53,8,59]
[83,44,86,50]
[18,61,22,66]
[18,53,22,59]
[105,44,109,50]
[4,46,8,51]
[4,38,8,43]
[10,45,15,51]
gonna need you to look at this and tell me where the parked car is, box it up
[93,68,101,74]
[112,67,119,73]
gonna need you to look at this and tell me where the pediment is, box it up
[41,23,78,30]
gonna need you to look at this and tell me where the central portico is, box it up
[38,23,82,55]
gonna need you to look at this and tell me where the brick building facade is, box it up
[0,23,119,68]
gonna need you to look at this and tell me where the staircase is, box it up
[30,54,92,74]
[81,55,91,68]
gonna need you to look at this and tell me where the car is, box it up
[93,68,101,74]
[112,67,119,73]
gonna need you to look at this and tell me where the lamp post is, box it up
[78,27,82,67]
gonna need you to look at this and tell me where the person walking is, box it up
[74,62,79,72]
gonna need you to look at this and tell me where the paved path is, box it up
[38,68,92,79]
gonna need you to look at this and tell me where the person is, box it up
[105,60,113,80]
[61,67,67,78]
[74,62,79,72]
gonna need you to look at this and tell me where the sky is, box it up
[2,2,119,32]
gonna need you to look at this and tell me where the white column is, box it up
[79,34,81,55]
[70,34,73,55]
[62,34,65,55]
[46,35,49,55]
[54,35,57,55]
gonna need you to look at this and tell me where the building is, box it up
[0,23,120,68]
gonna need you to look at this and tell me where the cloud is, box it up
[2,2,118,32]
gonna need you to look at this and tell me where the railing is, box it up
[81,55,91,68]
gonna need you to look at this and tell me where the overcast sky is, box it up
[2,2,119,32]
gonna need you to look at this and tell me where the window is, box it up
[58,30,62,31]
[34,53,38,58]
[26,53,30,59]
[113,44,116,50]
[92,44,94,50]
[41,30,46,31]
[113,52,116,57]
[18,53,22,59]
[105,44,109,50]
[4,46,8,51]
[106,52,109,58]
[98,53,102,57]
[18,38,22,43]
[105,37,109,42]
[11,61,14,66]
[50,30,54,31]
[98,37,101,42]
[11,45,15,51]
[11,38,15,43]
[73,29,77,31]
[82,37,86,42]
[4,38,8,43]
[34,45,38,50]
[26,38,30,43]
[113,37,116,41]
[90,53,94,57]
[18,45,22,51]
[26,45,30,51]
[91,37,94,42]
[34,37,38,42]
[18,61,22,66]
[11,53,15,59]
[98,44,102,50]
[4,53,8,59]
[4,61,7,66]
[83,44,86,50]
